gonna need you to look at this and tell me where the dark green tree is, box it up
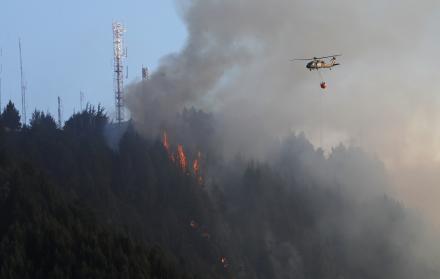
[30,110,57,132]
[0,101,21,130]
[64,105,107,136]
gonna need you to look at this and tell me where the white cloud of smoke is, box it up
[126,0,440,225]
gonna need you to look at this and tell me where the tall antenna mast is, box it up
[80,90,84,111]
[57,96,62,128]
[0,48,3,110]
[19,38,27,125]
[112,21,126,123]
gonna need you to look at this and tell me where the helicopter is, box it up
[292,55,341,71]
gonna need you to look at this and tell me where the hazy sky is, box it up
[0,0,186,122]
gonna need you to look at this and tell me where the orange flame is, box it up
[201,228,211,239]
[162,131,170,153]
[190,220,199,229]
[193,151,203,185]
[220,256,229,268]
[193,159,200,175]
[177,144,188,171]
[163,133,203,179]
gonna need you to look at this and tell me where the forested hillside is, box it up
[0,101,438,279]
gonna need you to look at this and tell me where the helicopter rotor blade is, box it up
[291,54,341,62]
[315,54,342,59]
[291,58,315,61]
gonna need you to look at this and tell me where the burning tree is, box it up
[177,144,188,172]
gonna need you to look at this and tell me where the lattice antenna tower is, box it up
[142,66,149,81]
[112,22,127,123]
[19,39,27,125]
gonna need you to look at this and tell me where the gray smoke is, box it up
[126,0,440,223]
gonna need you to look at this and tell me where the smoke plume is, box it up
[126,0,440,224]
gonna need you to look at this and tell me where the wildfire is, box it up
[220,256,229,269]
[193,159,199,174]
[190,220,199,229]
[177,144,188,171]
[193,152,203,185]
[163,131,203,182]
[201,227,211,240]
[162,131,170,153]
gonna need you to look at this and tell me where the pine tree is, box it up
[0,101,21,131]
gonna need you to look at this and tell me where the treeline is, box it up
[0,100,438,279]
[0,101,204,279]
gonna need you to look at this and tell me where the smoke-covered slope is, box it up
[0,103,438,278]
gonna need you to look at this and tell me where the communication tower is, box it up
[142,66,149,80]
[112,22,127,123]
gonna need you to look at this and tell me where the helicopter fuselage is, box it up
[306,60,339,70]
